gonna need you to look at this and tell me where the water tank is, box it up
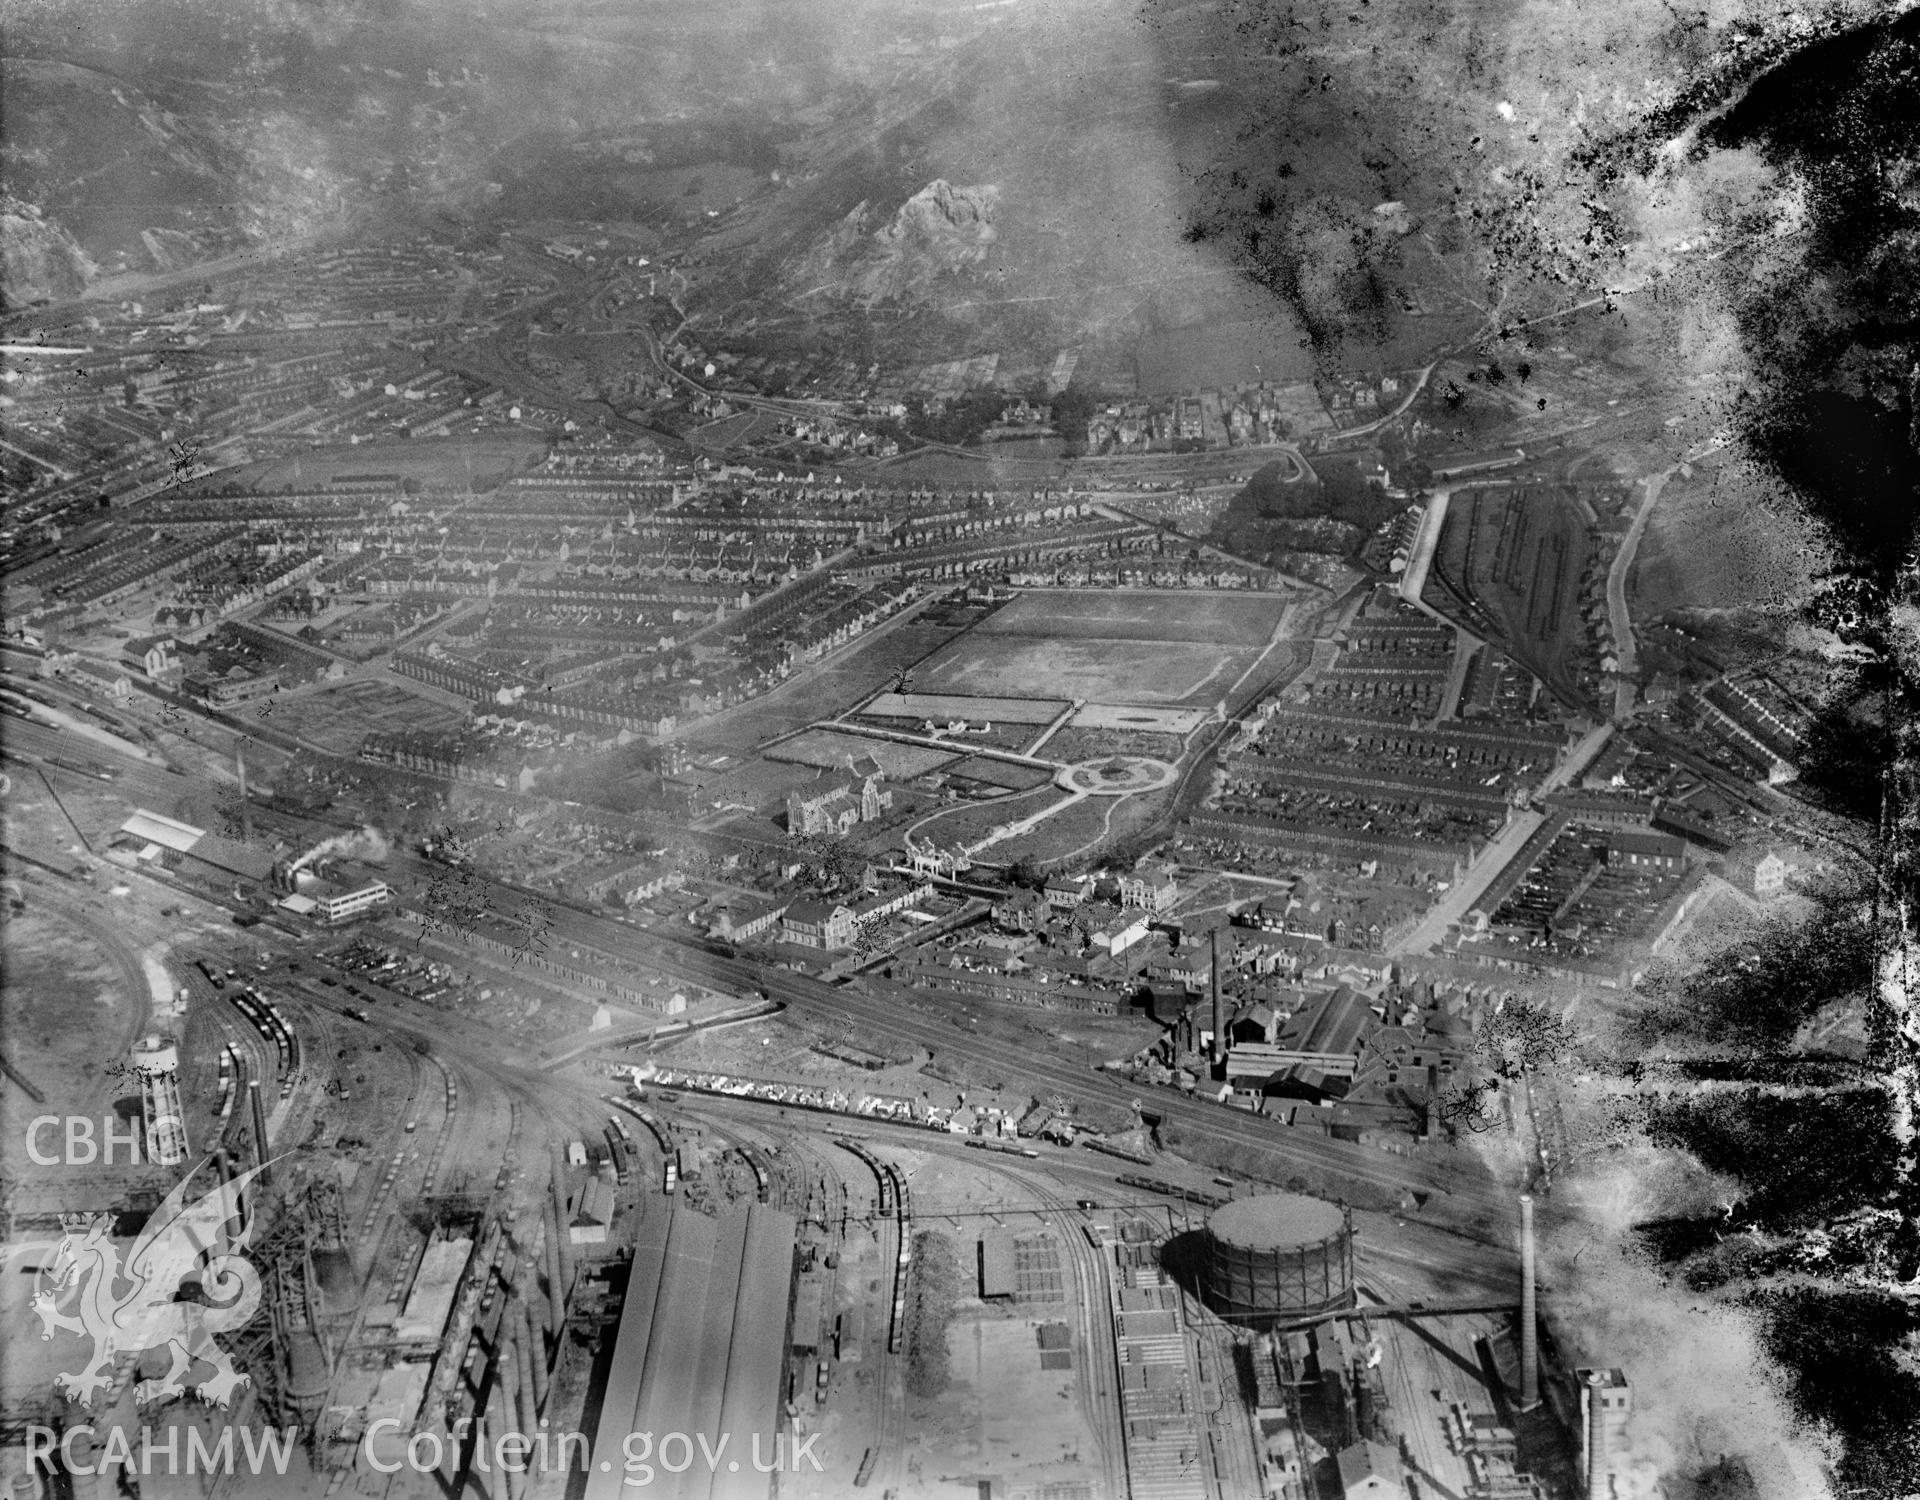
[130,1034,180,1074]
[1201,1193,1353,1324]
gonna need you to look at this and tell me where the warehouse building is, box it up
[584,1200,797,1500]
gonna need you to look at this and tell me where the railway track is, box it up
[740,968,1509,1220]
[1000,1163,1131,1500]
[7,710,1507,1226]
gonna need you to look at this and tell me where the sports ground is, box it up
[912,590,1295,708]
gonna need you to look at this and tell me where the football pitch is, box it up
[913,589,1294,707]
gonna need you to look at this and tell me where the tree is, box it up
[1436,996,1578,1134]
[795,834,865,890]
[902,1231,960,1397]
[1004,855,1044,889]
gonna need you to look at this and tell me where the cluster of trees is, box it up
[1630,875,1876,1048]
[906,389,1013,448]
[1206,454,1402,565]
[1753,1287,1920,1497]
[902,1231,961,1398]
[885,380,1103,453]
[1643,1088,1895,1233]
[1436,996,1579,1133]
[793,833,868,890]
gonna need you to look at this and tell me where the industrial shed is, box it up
[584,1200,797,1500]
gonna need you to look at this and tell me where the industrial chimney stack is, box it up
[1586,1369,1610,1500]
[235,744,252,843]
[248,1079,272,1188]
[1209,926,1224,1070]
[1519,1193,1539,1409]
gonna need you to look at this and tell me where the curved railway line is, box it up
[8,709,1508,1230]
[999,1161,1130,1500]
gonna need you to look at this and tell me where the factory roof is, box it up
[572,1175,615,1228]
[395,1232,473,1344]
[184,832,276,881]
[1337,1439,1407,1497]
[1273,986,1380,1059]
[120,808,204,853]
[1207,1193,1346,1252]
[1599,828,1687,859]
[979,1235,1017,1299]
[791,1269,831,1350]
[584,1199,796,1500]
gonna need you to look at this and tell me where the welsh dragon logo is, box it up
[30,1158,270,1410]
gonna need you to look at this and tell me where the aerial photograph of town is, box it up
[1,0,1917,1498]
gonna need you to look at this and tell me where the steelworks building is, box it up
[583,1199,798,1500]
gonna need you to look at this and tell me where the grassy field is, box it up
[765,729,956,779]
[1134,303,1314,394]
[683,614,963,755]
[943,755,1057,791]
[218,433,545,490]
[987,795,1118,864]
[909,588,1298,707]
[911,784,1067,851]
[272,679,467,754]
[1068,702,1209,734]
[851,715,1040,753]
[1043,726,1189,763]
[976,588,1290,644]
[703,757,829,817]
[688,408,781,451]
[917,635,1258,706]
[862,691,1068,725]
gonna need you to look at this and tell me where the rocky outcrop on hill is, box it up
[789,179,999,307]
[1,198,97,307]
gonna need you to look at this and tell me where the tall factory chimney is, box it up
[235,744,252,843]
[248,1079,272,1187]
[544,1202,565,1350]
[549,1158,574,1321]
[520,1287,548,1416]
[1520,1193,1539,1409]
[1209,926,1224,1069]
[499,1327,528,1500]
[1586,1369,1611,1500]
[214,1146,236,1224]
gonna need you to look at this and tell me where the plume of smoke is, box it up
[1548,1152,1836,1500]
[289,824,389,874]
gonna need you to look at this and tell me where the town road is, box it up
[1388,721,1612,956]
[1395,486,1452,621]
[1387,807,1546,957]
[1606,470,1667,720]
[1606,442,1725,722]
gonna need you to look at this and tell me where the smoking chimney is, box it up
[1586,1369,1610,1500]
[248,1080,271,1188]
[1209,926,1223,1069]
[234,745,250,837]
[1520,1193,1539,1409]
